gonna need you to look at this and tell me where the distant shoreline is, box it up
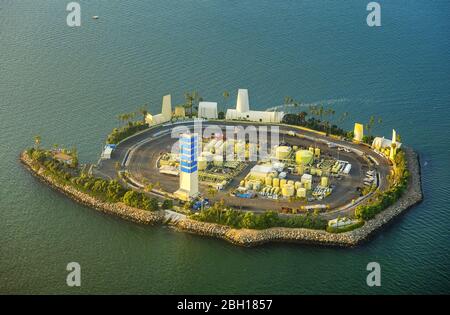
[19,147,422,247]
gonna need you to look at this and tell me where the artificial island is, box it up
[20,89,423,247]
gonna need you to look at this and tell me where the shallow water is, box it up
[0,0,449,294]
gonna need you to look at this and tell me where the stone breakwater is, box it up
[20,152,164,225]
[172,147,423,247]
[21,147,422,247]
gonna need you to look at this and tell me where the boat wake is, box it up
[266,98,350,112]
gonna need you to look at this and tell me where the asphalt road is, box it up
[95,120,391,217]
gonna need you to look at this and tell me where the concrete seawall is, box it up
[20,152,164,225]
[170,147,423,247]
[20,147,422,247]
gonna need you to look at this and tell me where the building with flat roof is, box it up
[226,89,285,123]
[198,102,218,119]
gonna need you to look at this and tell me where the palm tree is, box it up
[338,111,349,125]
[366,115,382,139]
[222,90,230,113]
[138,105,148,123]
[184,92,194,117]
[34,135,41,150]
[207,187,217,200]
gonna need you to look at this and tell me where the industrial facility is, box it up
[226,89,285,123]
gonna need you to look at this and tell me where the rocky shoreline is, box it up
[20,147,422,247]
[171,147,423,247]
[20,152,164,225]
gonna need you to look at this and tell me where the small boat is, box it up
[92,16,99,19]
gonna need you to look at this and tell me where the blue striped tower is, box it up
[175,133,199,200]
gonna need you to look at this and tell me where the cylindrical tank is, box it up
[197,157,207,171]
[293,146,298,151]
[265,176,272,186]
[272,178,280,187]
[201,151,213,161]
[280,179,287,188]
[240,180,245,187]
[294,181,302,189]
[297,187,307,198]
[282,184,295,197]
[213,155,223,166]
[275,146,291,159]
[321,177,329,187]
[295,150,313,165]
[309,146,314,153]
[314,148,321,157]
[304,181,312,190]
[288,180,294,186]
[235,141,245,154]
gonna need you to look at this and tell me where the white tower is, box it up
[161,94,172,121]
[236,89,250,113]
[390,129,397,160]
[174,133,199,201]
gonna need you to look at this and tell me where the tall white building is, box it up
[145,94,172,126]
[226,89,284,123]
[174,133,199,201]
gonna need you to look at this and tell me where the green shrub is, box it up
[107,121,148,144]
[162,199,173,210]
[326,220,364,233]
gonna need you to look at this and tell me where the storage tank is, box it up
[265,176,272,186]
[288,180,294,186]
[213,155,223,166]
[201,151,214,161]
[275,146,291,159]
[272,178,280,187]
[314,148,321,157]
[309,147,314,153]
[301,173,313,183]
[295,150,314,165]
[297,165,304,175]
[293,146,298,151]
[297,187,307,198]
[240,180,245,187]
[294,181,302,189]
[304,181,312,190]
[235,141,246,154]
[321,177,329,187]
[280,179,287,188]
[197,157,207,171]
[282,184,295,197]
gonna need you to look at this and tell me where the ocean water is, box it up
[0,0,449,294]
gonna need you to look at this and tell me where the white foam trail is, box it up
[266,98,349,112]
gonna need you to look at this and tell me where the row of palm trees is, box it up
[282,96,384,139]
